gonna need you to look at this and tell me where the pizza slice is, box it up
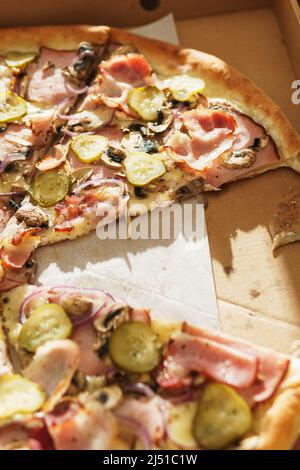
[0,282,299,450]
[0,26,109,289]
[0,25,299,292]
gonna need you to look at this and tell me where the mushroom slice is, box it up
[15,203,49,228]
[93,305,130,334]
[100,147,125,170]
[121,132,145,152]
[60,294,93,319]
[86,385,123,411]
[147,109,173,134]
[23,339,79,412]
[220,148,256,170]
[251,135,269,151]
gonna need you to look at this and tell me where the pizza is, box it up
[0,282,299,450]
[0,25,299,292]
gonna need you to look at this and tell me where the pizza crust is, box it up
[254,358,300,450]
[109,28,300,171]
[272,230,300,250]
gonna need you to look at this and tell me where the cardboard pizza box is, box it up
[0,0,299,353]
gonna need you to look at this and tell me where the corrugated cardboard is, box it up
[0,0,299,353]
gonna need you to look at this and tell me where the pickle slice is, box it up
[193,383,252,450]
[124,151,166,187]
[4,51,36,68]
[71,134,108,163]
[19,303,73,353]
[0,374,45,419]
[0,92,27,122]
[30,169,70,207]
[168,75,205,102]
[108,321,161,373]
[128,86,165,121]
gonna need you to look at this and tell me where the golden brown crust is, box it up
[109,27,300,170]
[0,25,109,52]
[272,230,300,250]
[255,359,300,450]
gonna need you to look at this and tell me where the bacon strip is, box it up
[183,324,289,403]
[163,333,258,389]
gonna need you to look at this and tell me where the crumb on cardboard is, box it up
[224,265,234,275]
[270,190,300,237]
[250,289,261,299]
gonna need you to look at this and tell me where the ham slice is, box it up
[0,125,35,160]
[183,324,289,403]
[23,339,79,410]
[26,48,80,106]
[36,144,66,171]
[165,104,280,186]
[161,333,257,389]
[80,53,153,113]
[45,399,117,450]
[102,53,152,86]
[25,108,55,144]
[1,231,40,270]
[0,264,34,292]
[0,423,30,450]
[71,322,105,376]
[165,108,236,171]
[203,110,280,187]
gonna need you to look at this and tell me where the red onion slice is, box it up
[65,82,89,95]
[19,286,52,324]
[123,383,156,398]
[115,414,152,450]
[19,285,117,326]
[0,153,26,174]
[73,176,126,196]
[0,191,26,198]
[167,388,196,405]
